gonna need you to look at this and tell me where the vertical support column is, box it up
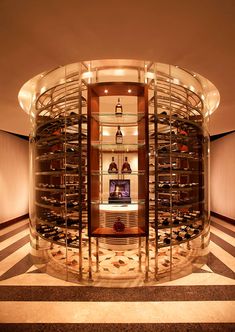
[153,63,159,279]
[78,62,83,279]
[96,237,99,272]
[87,85,100,281]
[64,65,69,282]
[168,64,173,281]
[145,236,149,282]
[138,237,142,272]
[88,236,92,281]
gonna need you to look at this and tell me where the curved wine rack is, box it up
[19,60,219,285]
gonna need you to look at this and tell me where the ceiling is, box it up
[0,0,234,136]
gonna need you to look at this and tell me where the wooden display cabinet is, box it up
[87,82,149,238]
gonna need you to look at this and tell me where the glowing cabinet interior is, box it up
[87,83,149,238]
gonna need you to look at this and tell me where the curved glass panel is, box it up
[19,60,219,285]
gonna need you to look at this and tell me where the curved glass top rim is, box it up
[18,59,220,116]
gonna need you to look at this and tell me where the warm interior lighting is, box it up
[114,69,125,76]
[146,71,154,79]
[104,89,108,94]
[82,71,93,79]
[128,89,132,93]
[102,129,110,136]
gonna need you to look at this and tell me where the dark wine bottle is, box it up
[67,236,78,244]
[44,230,59,238]
[115,98,123,116]
[162,218,169,226]
[108,157,118,173]
[121,157,132,173]
[53,233,66,241]
[116,126,123,144]
[164,237,171,244]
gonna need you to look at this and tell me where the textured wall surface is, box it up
[0,131,29,223]
[210,132,235,219]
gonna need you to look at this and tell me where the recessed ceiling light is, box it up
[128,89,132,93]
[104,89,108,94]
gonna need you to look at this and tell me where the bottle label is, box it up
[116,136,123,144]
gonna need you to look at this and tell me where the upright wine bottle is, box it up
[108,157,118,173]
[116,126,123,144]
[121,157,132,173]
[115,98,123,116]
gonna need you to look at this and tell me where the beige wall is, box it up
[0,131,29,223]
[210,132,235,219]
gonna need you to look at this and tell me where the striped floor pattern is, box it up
[0,217,234,331]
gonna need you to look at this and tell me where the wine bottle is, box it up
[121,156,132,173]
[164,237,171,244]
[116,126,123,144]
[115,98,123,116]
[113,217,125,232]
[108,157,118,173]
[162,218,169,226]
[67,236,78,244]
[44,230,59,238]
[184,233,191,239]
[53,233,66,241]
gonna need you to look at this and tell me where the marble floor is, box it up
[0,216,234,331]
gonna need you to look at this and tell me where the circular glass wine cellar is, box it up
[19,60,219,285]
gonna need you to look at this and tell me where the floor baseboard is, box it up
[0,214,29,230]
[211,211,235,225]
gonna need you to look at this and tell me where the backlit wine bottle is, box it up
[108,157,118,173]
[121,157,132,174]
[116,126,123,144]
[163,237,171,244]
[44,230,59,238]
[53,233,66,241]
[67,236,78,244]
[115,98,123,116]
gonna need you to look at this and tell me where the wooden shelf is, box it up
[92,226,146,237]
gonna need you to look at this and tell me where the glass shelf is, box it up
[156,231,202,249]
[152,218,203,230]
[155,169,203,175]
[91,112,145,126]
[36,230,82,249]
[91,201,145,207]
[35,187,79,193]
[91,142,145,152]
[36,114,87,133]
[155,200,205,210]
[36,217,82,231]
[36,151,78,161]
[91,171,145,176]
[35,170,81,175]
[91,226,146,237]
[149,114,203,131]
[36,134,87,146]
[157,152,201,160]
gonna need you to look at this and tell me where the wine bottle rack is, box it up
[19,60,219,284]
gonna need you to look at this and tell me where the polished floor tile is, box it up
[0,217,234,330]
